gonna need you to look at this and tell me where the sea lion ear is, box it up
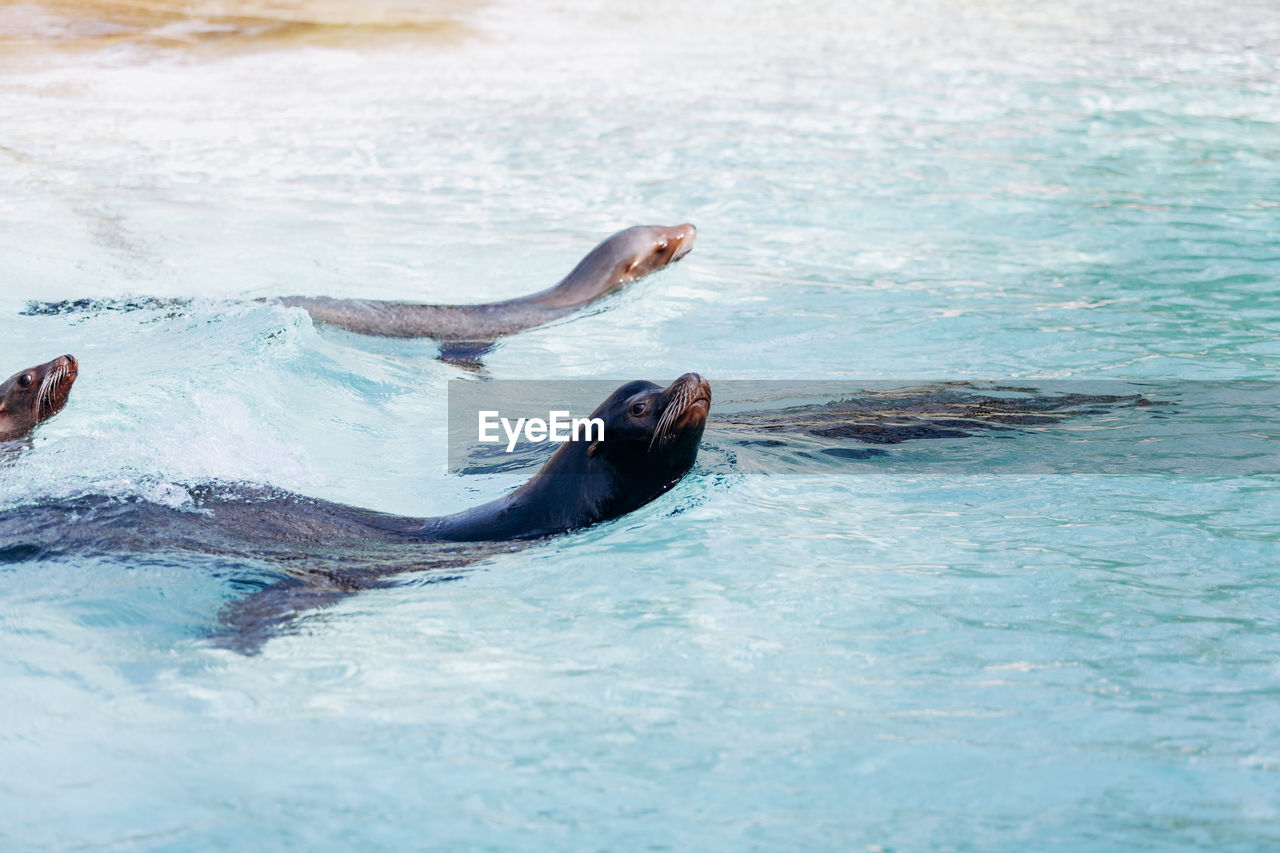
[587,440,603,458]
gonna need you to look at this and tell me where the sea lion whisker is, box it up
[650,382,697,452]
[649,399,676,452]
[35,364,59,417]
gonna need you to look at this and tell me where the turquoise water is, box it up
[3,0,1280,848]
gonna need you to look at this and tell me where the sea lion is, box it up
[279,224,697,344]
[22,224,697,369]
[0,373,711,650]
[0,354,78,443]
[716,383,1155,443]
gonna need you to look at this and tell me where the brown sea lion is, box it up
[0,355,78,443]
[24,224,697,369]
[279,223,696,364]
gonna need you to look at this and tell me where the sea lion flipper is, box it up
[437,340,494,372]
[210,577,366,655]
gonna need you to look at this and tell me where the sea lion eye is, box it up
[655,241,668,253]
[17,374,32,388]
[630,401,647,417]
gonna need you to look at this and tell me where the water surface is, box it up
[2,0,1280,849]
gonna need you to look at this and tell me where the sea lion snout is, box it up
[666,223,697,263]
[669,372,710,404]
[671,372,711,424]
[651,373,711,449]
[55,354,78,380]
[38,354,79,421]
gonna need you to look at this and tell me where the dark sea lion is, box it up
[0,354,78,443]
[717,383,1155,444]
[0,373,711,651]
[426,372,710,541]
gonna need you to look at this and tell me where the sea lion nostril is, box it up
[64,354,76,364]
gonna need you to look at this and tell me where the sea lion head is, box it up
[542,223,697,307]
[434,373,711,542]
[0,354,78,442]
[609,223,697,282]
[535,373,710,523]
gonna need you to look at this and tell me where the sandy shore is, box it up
[0,0,480,55]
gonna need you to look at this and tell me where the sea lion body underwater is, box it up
[0,374,711,648]
[0,355,78,443]
[279,223,697,342]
